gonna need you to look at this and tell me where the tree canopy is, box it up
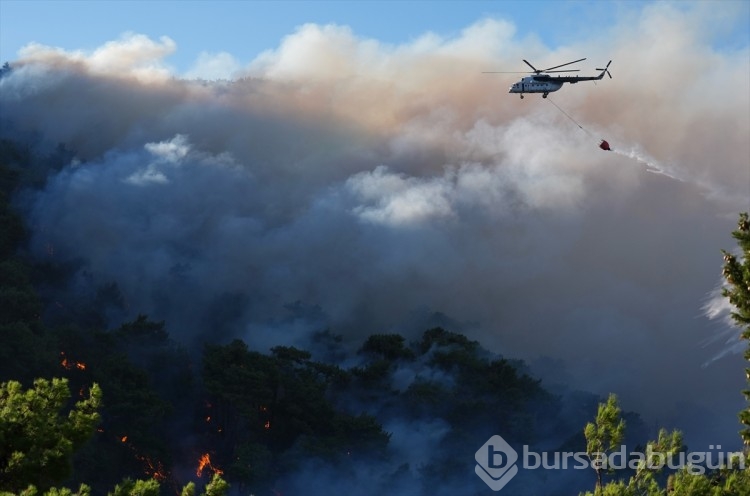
[0,378,101,492]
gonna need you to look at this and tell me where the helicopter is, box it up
[485,58,612,99]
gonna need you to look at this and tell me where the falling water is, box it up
[612,145,685,182]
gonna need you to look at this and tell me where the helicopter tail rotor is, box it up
[596,61,612,79]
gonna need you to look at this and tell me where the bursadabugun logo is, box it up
[474,435,519,491]
[475,434,747,492]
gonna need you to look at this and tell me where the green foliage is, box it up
[670,464,750,495]
[201,474,229,496]
[584,394,626,490]
[0,378,101,492]
[10,483,92,496]
[202,339,390,488]
[179,482,195,496]
[621,428,683,496]
[56,319,181,490]
[5,476,229,496]
[721,213,750,443]
[580,402,747,496]
[108,478,160,496]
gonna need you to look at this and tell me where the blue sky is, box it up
[0,0,668,71]
[3,1,747,73]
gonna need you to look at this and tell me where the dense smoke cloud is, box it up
[1,1,748,449]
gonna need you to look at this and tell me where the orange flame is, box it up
[137,452,168,481]
[196,454,209,477]
[118,432,168,480]
[60,352,87,371]
[196,453,223,477]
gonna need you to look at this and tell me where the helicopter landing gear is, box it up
[543,92,549,98]
[520,94,524,99]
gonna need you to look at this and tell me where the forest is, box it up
[1,133,749,495]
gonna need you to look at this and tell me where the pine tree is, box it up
[721,213,750,444]
[0,378,101,492]
[584,393,626,491]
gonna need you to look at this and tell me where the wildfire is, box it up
[118,433,168,481]
[196,453,223,477]
[137,452,168,481]
[60,352,87,371]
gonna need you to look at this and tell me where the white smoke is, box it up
[1,2,749,447]
[702,288,745,365]
[17,32,176,82]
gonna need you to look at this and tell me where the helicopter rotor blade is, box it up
[544,69,580,73]
[523,59,539,72]
[542,57,586,72]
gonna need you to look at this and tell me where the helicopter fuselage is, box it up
[508,64,609,98]
[508,75,565,98]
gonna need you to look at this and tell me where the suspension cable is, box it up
[547,97,595,140]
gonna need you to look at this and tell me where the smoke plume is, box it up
[1,2,748,449]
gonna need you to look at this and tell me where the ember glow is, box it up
[60,352,86,370]
[196,453,223,478]
[138,453,168,481]
[119,433,168,481]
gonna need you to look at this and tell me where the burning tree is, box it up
[60,351,87,371]
[196,453,223,478]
